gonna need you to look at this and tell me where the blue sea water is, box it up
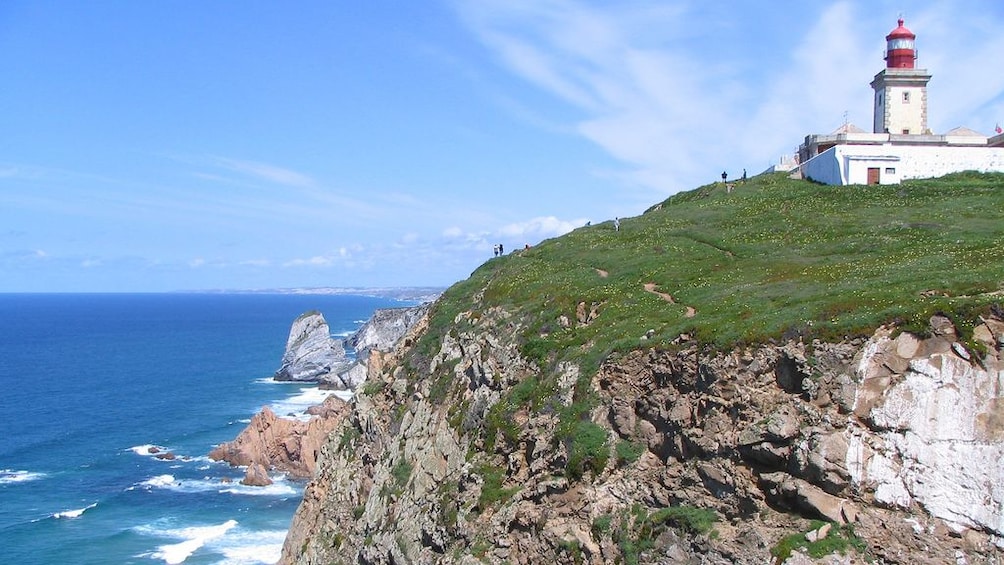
[0,293,409,565]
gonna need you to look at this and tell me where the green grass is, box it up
[416,172,1004,373]
[771,521,869,562]
[607,504,718,565]
[615,440,646,465]
[390,459,412,488]
[476,463,520,510]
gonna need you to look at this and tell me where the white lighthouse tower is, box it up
[870,19,932,135]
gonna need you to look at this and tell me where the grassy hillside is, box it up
[426,171,1004,373]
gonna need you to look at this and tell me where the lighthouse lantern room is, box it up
[871,19,931,135]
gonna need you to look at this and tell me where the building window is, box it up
[903,91,911,103]
[878,93,883,105]
[903,129,910,134]
[885,167,896,174]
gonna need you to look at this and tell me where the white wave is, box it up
[269,386,334,418]
[135,473,298,497]
[213,528,287,565]
[145,519,239,565]
[218,480,298,497]
[53,502,97,519]
[130,444,171,457]
[0,469,45,485]
[141,474,178,488]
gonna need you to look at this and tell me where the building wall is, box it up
[883,85,928,134]
[801,144,1004,185]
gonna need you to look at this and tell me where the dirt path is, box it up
[643,282,675,303]
[643,282,697,318]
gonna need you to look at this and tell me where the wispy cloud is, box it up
[211,157,316,188]
[455,1,1004,193]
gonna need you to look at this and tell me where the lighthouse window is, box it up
[888,38,914,51]
[903,91,911,103]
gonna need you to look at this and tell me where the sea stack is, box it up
[273,311,349,382]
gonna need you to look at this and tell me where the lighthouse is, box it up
[871,19,932,135]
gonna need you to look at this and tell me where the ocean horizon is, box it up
[0,292,415,564]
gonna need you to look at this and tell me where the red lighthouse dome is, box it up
[885,19,917,68]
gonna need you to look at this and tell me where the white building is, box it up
[798,19,1004,186]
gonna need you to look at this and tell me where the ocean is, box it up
[0,293,412,565]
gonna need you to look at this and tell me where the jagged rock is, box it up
[280,305,1004,565]
[209,396,349,479]
[348,304,430,357]
[274,311,349,383]
[241,462,273,486]
[319,359,368,390]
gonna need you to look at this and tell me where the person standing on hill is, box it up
[721,170,728,183]
[614,217,620,232]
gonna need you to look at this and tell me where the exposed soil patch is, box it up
[643,283,697,318]
[643,282,675,303]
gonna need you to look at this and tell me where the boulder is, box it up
[241,462,273,486]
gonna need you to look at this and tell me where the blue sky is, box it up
[2,1,1003,292]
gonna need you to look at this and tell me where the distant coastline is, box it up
[177,287,445,302]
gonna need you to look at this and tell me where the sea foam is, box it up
[143,519,239,564]
[213,528,287,564]
[53,503,97,519]
[269,386,339,418]
[0,469,45,485]
[135,473,297,497]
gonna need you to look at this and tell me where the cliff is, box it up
[278,172,1004,564]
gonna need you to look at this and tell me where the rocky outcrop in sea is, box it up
[209,395,351,479]
[211,303,431,483]
[274,305,431,390]
[278,302,1004,564]
[273,311,349,383]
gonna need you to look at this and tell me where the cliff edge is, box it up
[279,172,1004,564]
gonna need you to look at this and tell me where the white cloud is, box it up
[498,215,586,239]
[283,256,335,268]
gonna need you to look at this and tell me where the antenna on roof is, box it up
[843,110,849,130]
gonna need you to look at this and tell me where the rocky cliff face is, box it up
[350,303,432,357]
[274,311,350,383]
[279,292,1004,564]
[318,304,433,390]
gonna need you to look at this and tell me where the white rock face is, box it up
[274,311,348,382]
[349,304,429,355]
[848,328,1004,536]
